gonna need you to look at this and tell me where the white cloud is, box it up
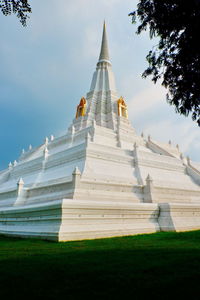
[128,82,166,116]
[123,77,200,162]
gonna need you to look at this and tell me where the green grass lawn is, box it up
[1,231,200,299]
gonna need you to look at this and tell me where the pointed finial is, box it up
[13,160,17,166]
[22,149,25,154]
[176,144,179,150]
[17,177,24,196]
[98,21,110,63]
[141,132,144,138]
[8,162,12,169]
[44,137,49,145]
[146,174,153,182]
[71,125,75,134]
[29,144,32,150]
[148,135,151,141]
[17,177,24,186]
[72,166,81,176]
[43,147,49,158]
[50,135,54,141]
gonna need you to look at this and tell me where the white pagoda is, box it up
[0,23,200,241]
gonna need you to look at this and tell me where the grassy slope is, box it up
[1,231,200,299]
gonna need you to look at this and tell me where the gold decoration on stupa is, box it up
[76,97,87,118]
[117,96,128,119]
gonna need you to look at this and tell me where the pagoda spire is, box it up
[70,21,134,133]
[89,22,116,93]
[98,21,110,64]
[71,21,121,131]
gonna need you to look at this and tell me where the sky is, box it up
[0,0,199,170]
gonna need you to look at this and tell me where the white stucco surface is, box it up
[0,23,199,241]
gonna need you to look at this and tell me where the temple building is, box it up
[0,23,200,241]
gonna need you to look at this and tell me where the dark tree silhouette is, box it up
[130,0,200,125]
[0,0,31,26]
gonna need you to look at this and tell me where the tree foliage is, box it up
[130,0,200,125]
[0,0,31,26]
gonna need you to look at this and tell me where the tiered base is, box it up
[0,200,200,241]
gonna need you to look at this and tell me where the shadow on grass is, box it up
[1,231,200,299]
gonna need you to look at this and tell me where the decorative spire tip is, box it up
[98,21,110,64]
